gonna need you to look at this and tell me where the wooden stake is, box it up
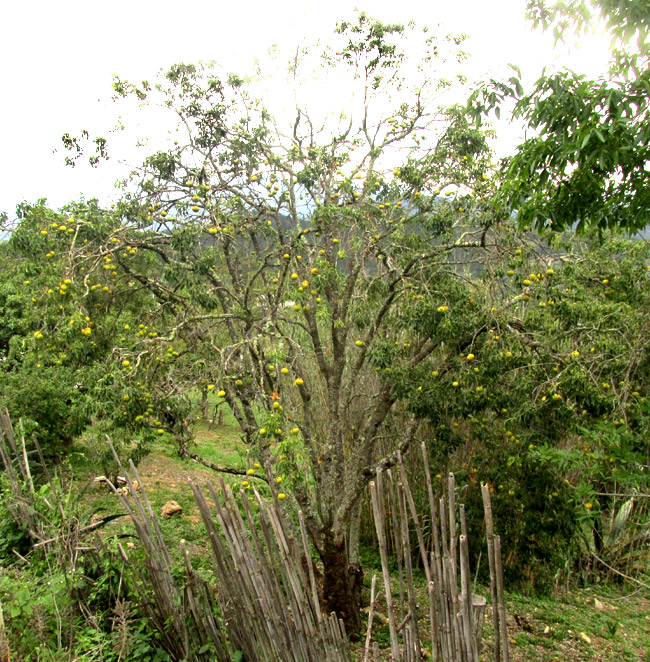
[481,483,500,662]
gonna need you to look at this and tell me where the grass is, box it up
[480,586,650,661]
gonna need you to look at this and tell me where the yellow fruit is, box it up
[295,378,304,386]
[259,428,267,436]
[276,476,283,484]
[278,493,286,500]
[466,353,475,361]
[208,227,218,235]
[290,427,299,435]
[355,340,364,347]
[122,360,130,367]
[247,468,255,476]
[291,273,298,279]
[157,429,165,435]
[281,368,289,375]
[452,381,459,387]
[310,268,318,274]
[217,390,226,397]
[273,401,281,410]
[207,384,215,390]
[301,280,309,288]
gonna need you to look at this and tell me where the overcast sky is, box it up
[1,0,612,218]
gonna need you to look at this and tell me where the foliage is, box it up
[403,229,650,586]
[467,0,650,233]
[0,199,164,468]
[0,418,170,662]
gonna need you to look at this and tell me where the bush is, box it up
[0,367,89,463]
[455,435,578,592]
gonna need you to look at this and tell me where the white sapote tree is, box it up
[60,13,498,634]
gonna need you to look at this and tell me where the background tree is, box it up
[1,199,163,469]
[468,0,650,233]
[395,224,650,587]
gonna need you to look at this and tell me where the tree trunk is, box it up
[201,388,210,420]
[321,537,364,639]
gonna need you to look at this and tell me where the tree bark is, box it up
[321,537,364,639]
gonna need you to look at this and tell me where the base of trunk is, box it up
[321,540,364,639]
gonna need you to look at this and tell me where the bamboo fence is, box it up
[365,443,509,661]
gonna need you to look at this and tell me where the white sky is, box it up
[1,0,612,218]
